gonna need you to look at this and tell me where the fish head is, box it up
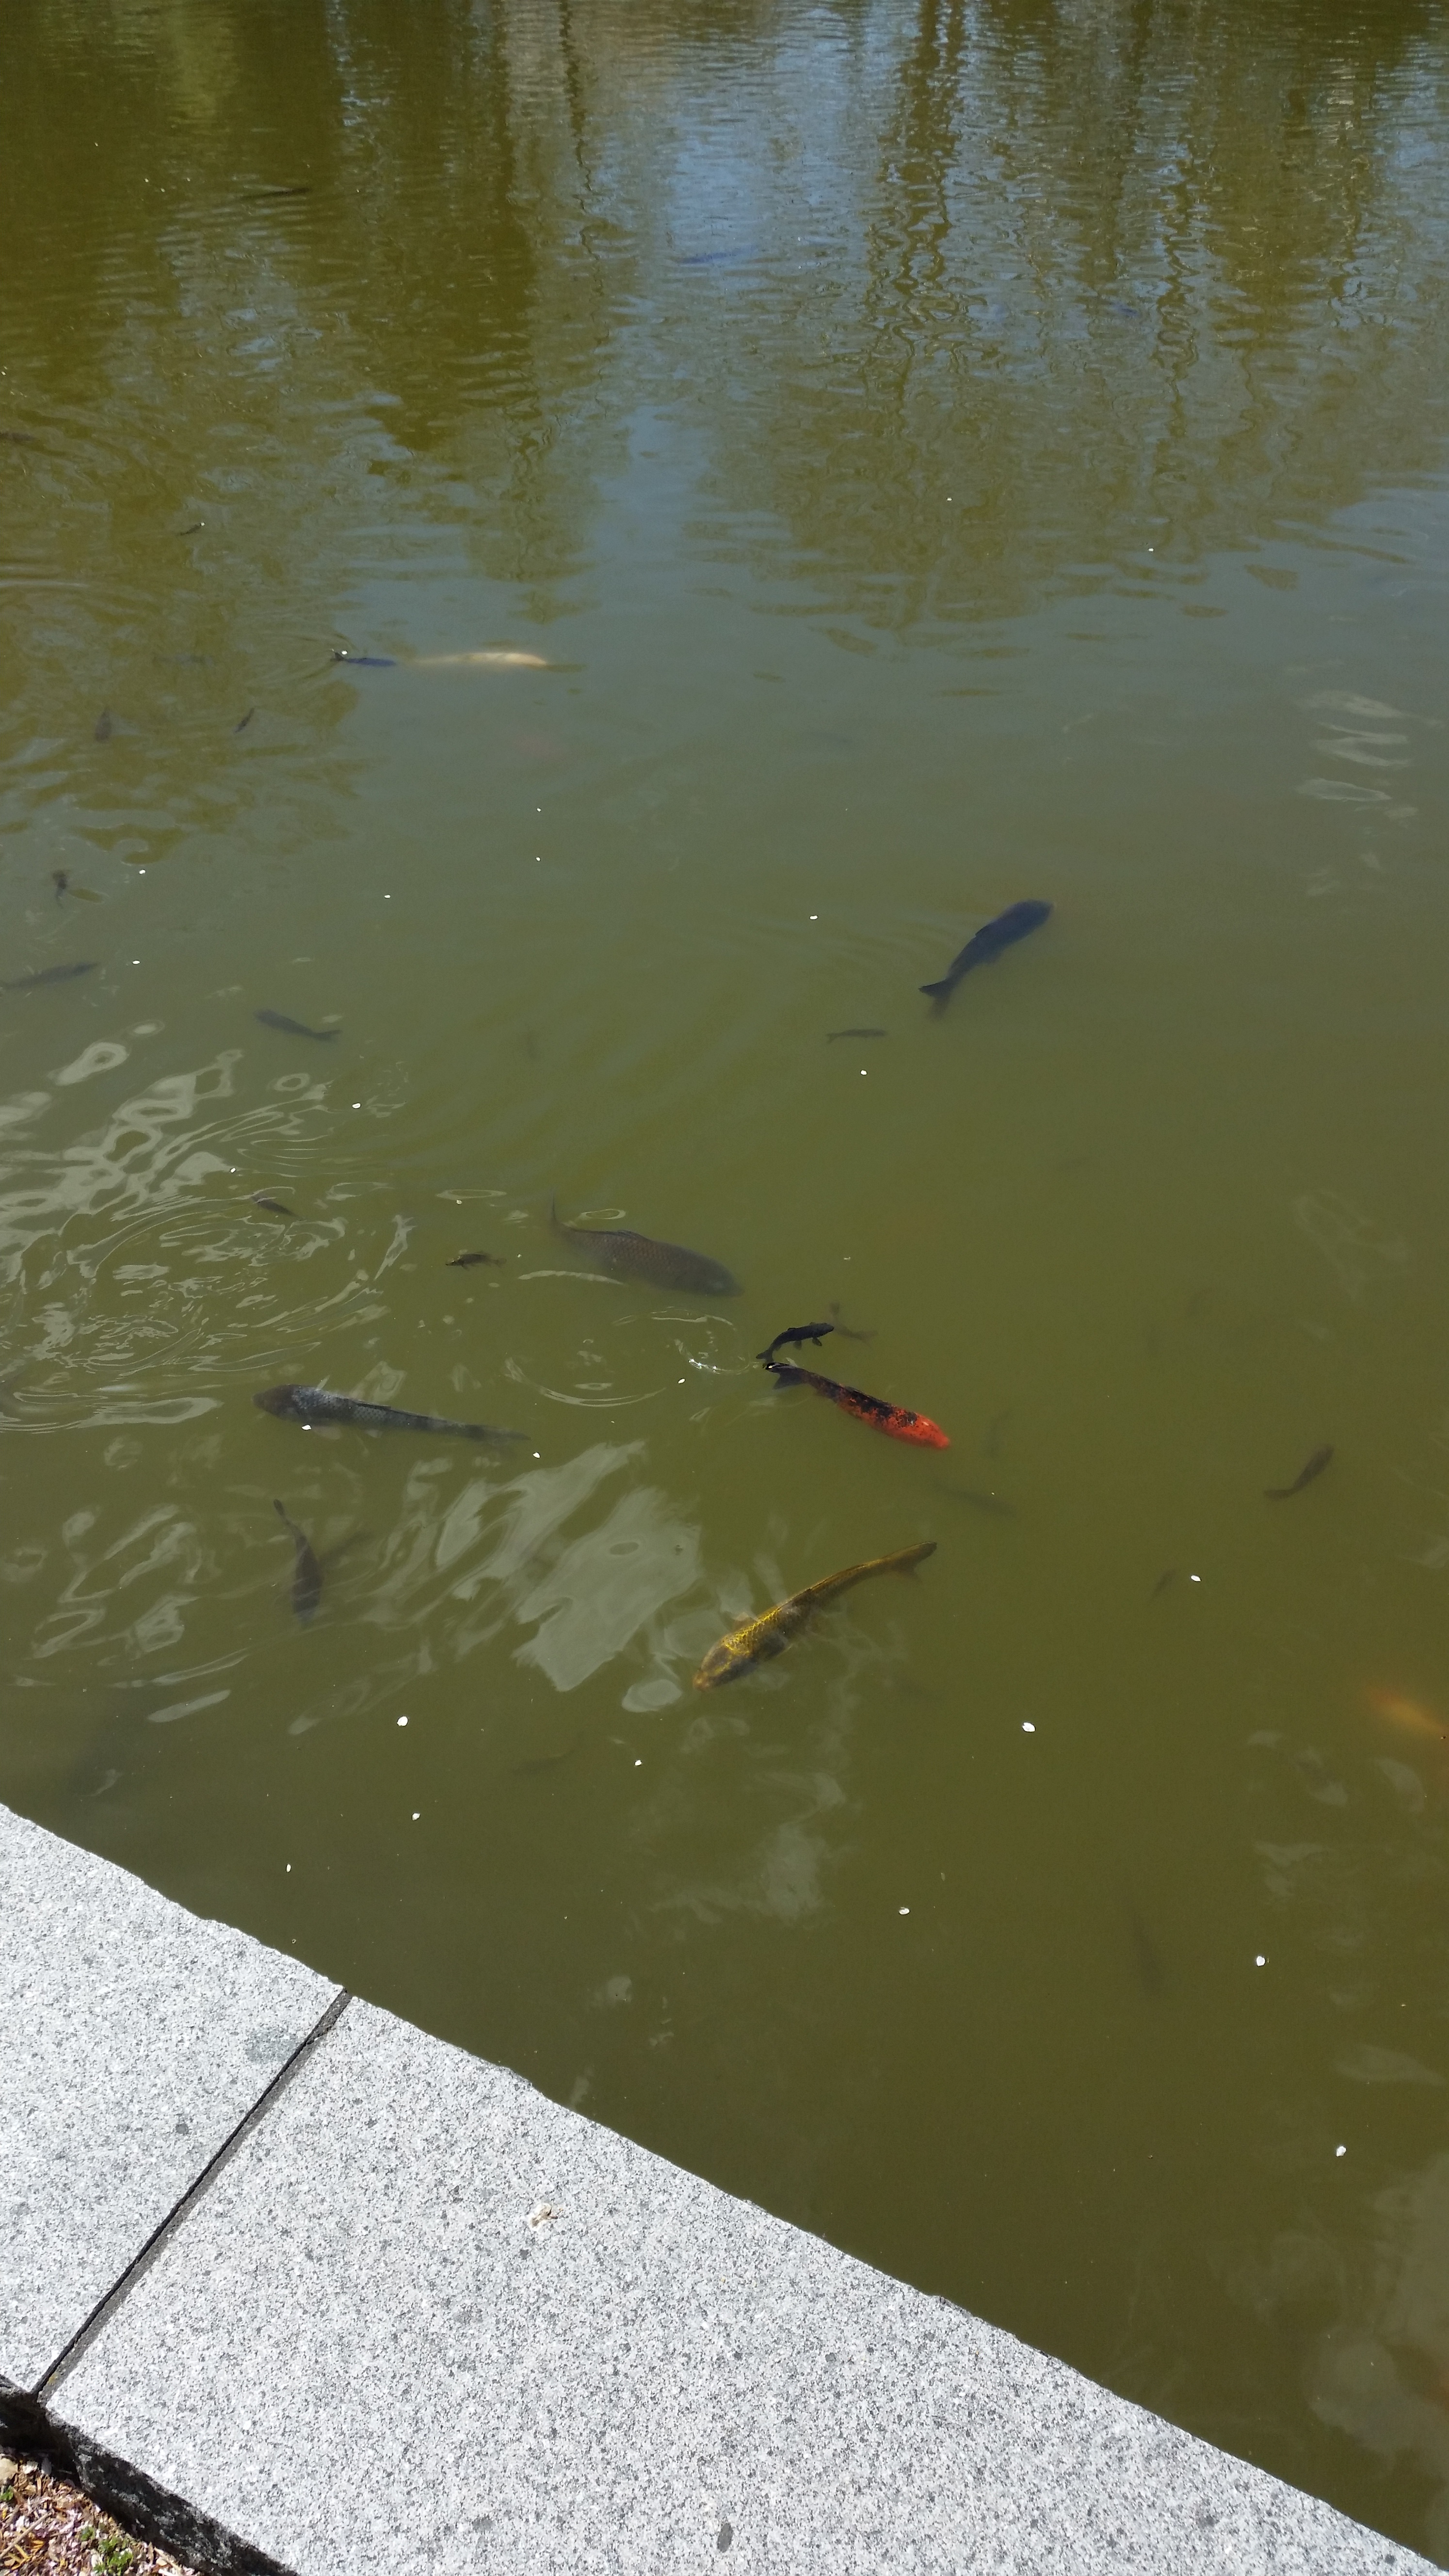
[253,1385,299,1418]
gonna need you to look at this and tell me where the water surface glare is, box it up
[4,0,1449,2553]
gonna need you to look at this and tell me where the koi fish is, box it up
[550,1197,739,1296]
[330,651,395,668]
[255,1009,338,1041]
[255,1385,526,1442]
[1265,1444,1334,1500]
[765,1358,948,1449]
[234,708,256,733]
[920,898,1052,1002]
[274,1499,322,1624]
[695,1541,936,1688]
[1367,1688,1447,1743]
[447,1250,504,1269]
[414,649,551,669]
[757,1321,834,1362]
[1,962,97,992]
[251,1194,294,1218]
[52,870,68,904]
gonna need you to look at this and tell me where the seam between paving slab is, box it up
[38,1990,353,2403]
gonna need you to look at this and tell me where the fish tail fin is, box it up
[891,1541,937,1576]
[918,979,950,999]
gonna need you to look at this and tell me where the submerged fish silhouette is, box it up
[695,1542,936,1688]
[1265,1444,1334,1500]
[757,1321,834,1362]
[1,962,97,993]
[255,1009,338,1041]
[255,1385,525,1443]
[921,899,1052,1002]
[274,1499,323,1624]
[765,1358,948,1449]
[550,1198,739,1296]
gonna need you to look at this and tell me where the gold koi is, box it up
[694,1541,935,1689]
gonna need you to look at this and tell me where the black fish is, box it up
[827,1302,875,1343]
[274,1498,322,1624]
[0,430,41,446]
[1265,1444,1334,1501]
[757,1321,834,1362]
[174,523,204,537]
[448,1251,503,1269]
[920,899,1052,1002]
[251,1193,294,1218]
[826,1028,888,1044]
[246,183,312,200]
[94,709,113,742]
[330,651,395,669]
[234,708,256,733]
[255,1384,526,1443]
[52,870,68,904]
[255,1009,338,1041]
[1,962,97,993]
[550,1197,739,1297]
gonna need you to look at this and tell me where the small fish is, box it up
[695,1541,936,1689]
[251,1193,294,1219]
[1,961,97,993]
[330,651,395,669]
[1149,1567,1177,1601]
[274,1498,323,1624]
[765,1359,948,1449]
[827,1302,876,1343]
[1265,1444,1334,1500]
[52,870,68,904]
[757,1321,834,1362]
[826,1028,888,1044]
[246,183,311,199]
[255,1384,526,1443]
[0,429,41,446]
[447,1250,503,1269]
[255,1009,339,1041]
[174,523,204,537]
[920,898,1053,1003]
[234,708,256,733]
[93,709,113,742]
[945,1485,1015,1517]
[414,649,551,669]
[1367,1687,1447,1743]
[551,1198,739,1296]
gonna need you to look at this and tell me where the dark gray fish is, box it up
[174,524,204,538]
[921,899,1053,1003]
[330,650,396,669]
[1,961,97,993]
[251,1193,294,1218]
[757,1321,834,1362]
[93,709,113,742]
[826,1028,888,1044]
[234,708,256,733]
[255,1009,338,1041]
[1265,1444,1334,1501]
[551,1197,739,1297]
[448,1250,503,1269]
[944,1486,1016,1518]
[52,870,68,904]
[826,1302,875,1343]
[246,183,311,200]
[1149,1567,1177,1601]
[274,1498,322,1624]
[0,429,41,446]
[255,1383,526,1443]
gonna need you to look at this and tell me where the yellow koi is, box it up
[694,1541,935,1690]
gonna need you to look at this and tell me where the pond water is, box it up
[4,0,1449,2552]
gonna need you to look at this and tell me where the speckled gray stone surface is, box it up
[0,1804,338,2394]
[53,1998,1434,2576]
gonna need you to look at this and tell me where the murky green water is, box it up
[5,0,1449,2549]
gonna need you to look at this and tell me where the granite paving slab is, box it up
[50,1997,1435,2576]
[0,1806,339,2399]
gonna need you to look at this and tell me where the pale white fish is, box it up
[413,648,552,670]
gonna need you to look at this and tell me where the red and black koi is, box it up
[764,1358,949,1449]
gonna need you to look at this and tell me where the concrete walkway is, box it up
[0,1803,1434,2575]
